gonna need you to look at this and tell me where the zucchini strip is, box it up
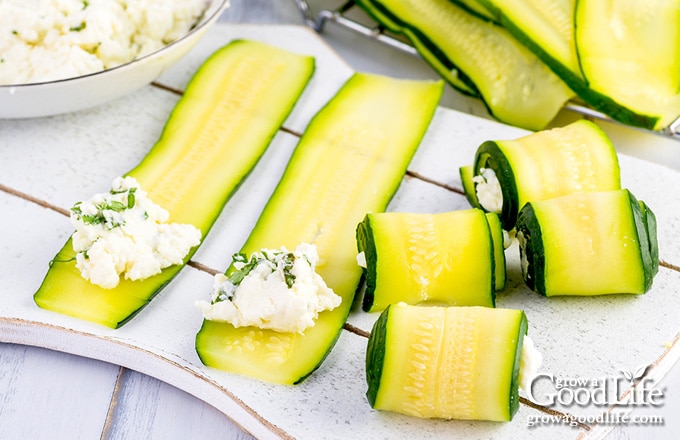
[477,0,678,129]
[515,189,658,296]
[195,73,444,384]
[356,209,499,312]
[367,303,528,421]
[33,40,315,328]
[574,0,680,130]
[356,0,574,130]
[355,0,479,96]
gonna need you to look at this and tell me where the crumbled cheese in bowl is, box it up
[196,243,342,334]
[0,0,209,85]
[69,176,202,289]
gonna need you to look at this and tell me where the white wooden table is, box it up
[1,1,679,439]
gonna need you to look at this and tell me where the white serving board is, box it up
[1,24,679,440]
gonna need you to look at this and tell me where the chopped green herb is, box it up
[227,254,259,286]
[282,252,296,288]
[70,22,87,32]
[127,187,137,209]
[82,0,89,9]
[71,201,83,215]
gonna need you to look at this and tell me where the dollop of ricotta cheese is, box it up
[518,335,543,393]
[195,243,342,334]
[472,167,503,213]
[69,176,202,289]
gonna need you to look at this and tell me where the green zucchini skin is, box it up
[365,305,390,407]
[195,73,444,384]
[638,200,659,278]
[469,119,621,230]
[356,210,498,312]
[514,201,546,294]
[473,140,520,230]
[515,189,658,296]
[33,40,316,328]
[366,304,527,421]
[356,0,574,130]
[485,212,507,291]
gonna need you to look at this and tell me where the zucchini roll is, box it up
[515,189,659,296]
[356,209,505,312]
[366,304,539,422]
[461,120,621,230]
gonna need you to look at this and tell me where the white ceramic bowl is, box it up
[0,0,230,119]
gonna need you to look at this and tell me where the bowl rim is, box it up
[0,0,230,89]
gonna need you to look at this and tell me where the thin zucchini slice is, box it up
[356,209,497,312]
[474,0,667,129]
[33,40,315,328]
[366,303,527,421]
[575,0,680,130]
[355,0,479,96]
[468,119,621,229]
[195,73,444,384]
[515,189,658,296]
[357,0,574,130]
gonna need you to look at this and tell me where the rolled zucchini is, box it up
[366,303,530,422]
[356,209,503,312]
[515,189,658,296]
[463,119,621,230]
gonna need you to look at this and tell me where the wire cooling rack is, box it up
[293,0,680,140]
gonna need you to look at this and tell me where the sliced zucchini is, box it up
[515,189,658,296]
[195,73,444,384]
[575,0,680,130]
[356,209,499,312]
[357,0,574,130]
[33,40,315,328]
[366,303,527,421]
[355,0,479,96]
[476,0,581,79]
[474,0,669,129]
[468,119,621,229]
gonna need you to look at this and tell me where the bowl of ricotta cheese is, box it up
[0,0,229,119]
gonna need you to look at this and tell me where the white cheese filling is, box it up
[69,176,201,289]
[472,167,503,213]
[195,243,342,334]
[356,251,367,268]
[518,335,543,393]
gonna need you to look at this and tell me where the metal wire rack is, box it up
[293,0,680,140]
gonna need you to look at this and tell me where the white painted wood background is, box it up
[1,1,679,439]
